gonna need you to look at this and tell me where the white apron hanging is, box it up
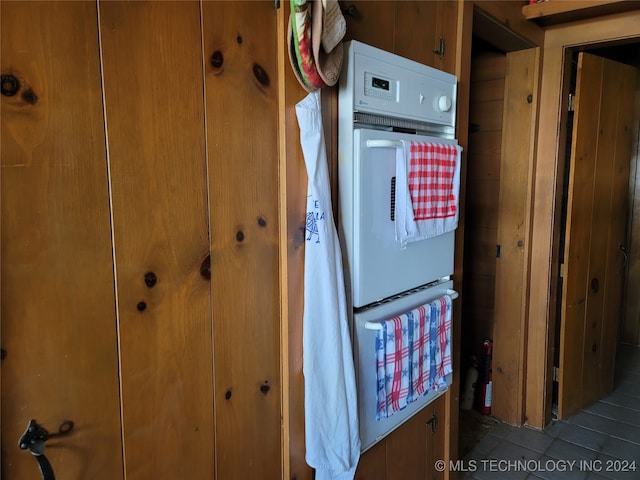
[295,91,360,480]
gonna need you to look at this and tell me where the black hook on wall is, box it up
[342,4,358,17]
[18,419,75,480]
[433,37,445,61]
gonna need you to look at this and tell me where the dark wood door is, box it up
[558,52,638,418]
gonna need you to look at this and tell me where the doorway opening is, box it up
[459,33,505,458]
[552,39,640,420]
[459,6,536,458]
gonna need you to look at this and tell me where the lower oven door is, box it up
[345,128,459,308]
[354,280,454,452]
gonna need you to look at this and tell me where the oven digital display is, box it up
[364,72,397,101]
[372,77,389,91]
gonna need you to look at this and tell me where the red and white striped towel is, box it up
[380,315,411,416]
[432,295,453,390]
[376,295,452,420]
[395,141,461,246]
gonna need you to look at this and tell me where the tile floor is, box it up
[460,343,640,479]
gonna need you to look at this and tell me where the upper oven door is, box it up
[345,128,458,308]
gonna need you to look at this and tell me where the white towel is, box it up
[395,141,462,247]
[295,90,361,480]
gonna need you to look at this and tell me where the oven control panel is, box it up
[339,41,457,128]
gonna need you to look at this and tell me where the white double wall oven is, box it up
[337,41,460,451]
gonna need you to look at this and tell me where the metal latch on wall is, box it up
[426,413,438,432]
[18,419,75,480]
[433,37,445,61]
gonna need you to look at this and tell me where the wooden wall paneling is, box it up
[435,0,459,75]
[471,52,508,82]
[470,77,506,102]
[342,1,395,52]
[471,49,507,79]
[343,1,458,73]
[98,2,214,478]
[465,276,496,311]
[471,0,544,48]
[462,48,505,363]
[354,441,386,480]
[278,1,312,477]
[463,276,495,370]
[1,2,123,478]
[279,1,313,478]
[464,228,499,276]
[201,2,281,479]
[522,0,640,26]
[469,99,505,132]
[393,1,439,66]
[463,175,500,230]
[492,48,540,426]
[355,397,447,480]
[426,395,447,480]
[385,406,432,480]
[471,78,504,101]
[465,131,502,180]
[542,10,640,47]
[321,86,340,225]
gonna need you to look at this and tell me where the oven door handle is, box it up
[366,139,404,149]
[363,289,459,330]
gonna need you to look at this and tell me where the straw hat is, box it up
[288,0,346,91]
[312,0,345,86]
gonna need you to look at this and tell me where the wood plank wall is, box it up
[461,42,506,365]
[2,1,549,477]
[99,2,216,477]
[201,3,281,478]
[2,1,280,478]
[1,2,124,478]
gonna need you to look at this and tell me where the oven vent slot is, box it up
[353,277,452,313]
[353,111,454,138]
[390,176,396,221]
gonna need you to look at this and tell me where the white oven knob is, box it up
[437,95,452,112]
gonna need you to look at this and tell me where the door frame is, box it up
[527,10,640,429]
